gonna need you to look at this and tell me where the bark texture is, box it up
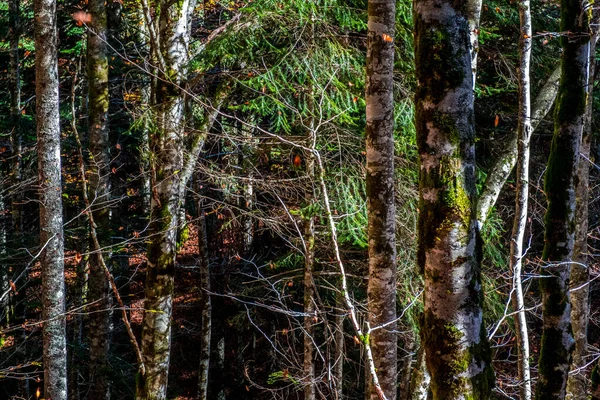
[509,0,533,398]
[137,0,196,398]
[566,21,597,400]
[87,0,112,397]
[414,0,494,396]
[196,181,211,400]
[303,147,316,400]
[536,0,590,396]
[366,0,397,399]
[35,0,68,397]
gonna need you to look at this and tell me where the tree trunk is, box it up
[414,0,494,396]
[137,0,196,398]
[196,174,212,400]
[365,0,397,399]
[566,20,598,400]
[35,0,68,396]
[508,0,533,398]
[303,139,316,400]
[87,0,112,396]
[333,290,344,399]
[536,0,591,396]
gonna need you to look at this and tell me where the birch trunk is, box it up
[508,0,533,398]
[566,22,598,400]
[414,0,493,395]
[536,0,591,396]
[137,0,196,398]
[87,0,112,396]
[35,0,68,396]
[365,0,397,399]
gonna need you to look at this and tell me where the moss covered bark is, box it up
[413,0,493,397]
[87,0,112,397]
[137,0,196,399]
[366,0,397,399]
[536,0,590,397]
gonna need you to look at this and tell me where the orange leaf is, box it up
[74,252,82,264]
[115,143,121,150]
[381,33,393,42]
[494,114,500,127]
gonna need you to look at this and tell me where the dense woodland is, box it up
[0,0,598,399]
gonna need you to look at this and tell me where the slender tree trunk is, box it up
[409,346,431,400]
[566,24,598,400]
[35,0,67,396]
[509,1,533,398]
[365,1,397,399]
[87,0,112,396]
[414,0,493,396]
[137,0,196,398]
[196,174,212,400]
[303,134,316,400]
[9,1,28,396]
[536,0,591,396]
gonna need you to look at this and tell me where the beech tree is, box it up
[414,0,493,397]
[35,0,68,397]
[365,0,397,399]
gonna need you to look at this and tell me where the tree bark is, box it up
[508,0,534,398]
[414,0,494,396]
[87,0,112,396]
[365,0,397,399]
[566,20,598,400]
[536,0,591,396]
[35,0,68,396]
[137,0,196,398]
[196,174,212,400]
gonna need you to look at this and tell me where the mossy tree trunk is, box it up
[365,0,397,399]
[413,0,494,396]
[137,0,196,398]
[509,0,533,397]
[566,18,598,400]
[536,0,591,396]
[87,0,112,397]
[35,0,68,396]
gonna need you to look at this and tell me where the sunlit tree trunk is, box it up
[87,0,112,396]
[509,0,533,397]
[536,0,591,397]
[137,0,196,398]
[414,0,493,396]
[566,19,598,400]
[365,0,397,399]
[35,0,67,396]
